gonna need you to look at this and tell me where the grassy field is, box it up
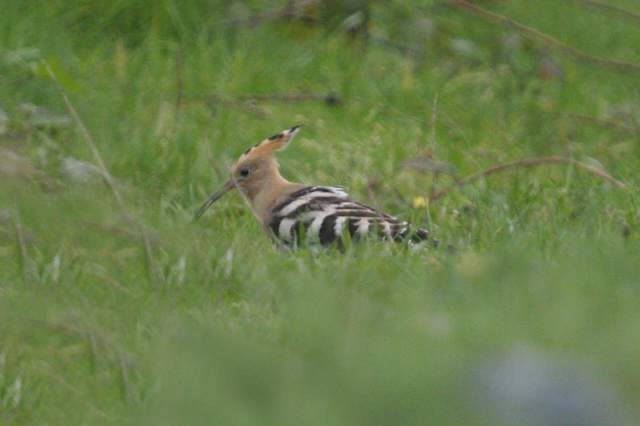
[1,1,640,424]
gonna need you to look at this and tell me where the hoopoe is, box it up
[195,125,432,248]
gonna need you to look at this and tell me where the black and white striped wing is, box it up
[268,186,416,246]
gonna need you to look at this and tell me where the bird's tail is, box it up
[409,228,439,248]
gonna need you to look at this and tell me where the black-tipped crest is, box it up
[240,124,303,160]
[269,124,302,141]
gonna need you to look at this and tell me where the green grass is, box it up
[1,1,640,424]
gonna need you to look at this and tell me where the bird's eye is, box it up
[239,168,250,178]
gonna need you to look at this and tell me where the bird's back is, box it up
[195,125,435,249]
[267,186,430,247]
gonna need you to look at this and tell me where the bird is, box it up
[195,125,432,249]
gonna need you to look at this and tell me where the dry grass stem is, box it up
[11,211,36,284]
[450,0,640,74]
[429,155,627,200]
[551,111,637,134]
[43,61,126,207]
[429,93,439,152]
[43,60,162,283]
[570,0,640,25]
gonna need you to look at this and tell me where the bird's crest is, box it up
[195,124,435,249]
[239,125,302,161]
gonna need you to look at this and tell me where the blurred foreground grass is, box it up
[1,1,640,424]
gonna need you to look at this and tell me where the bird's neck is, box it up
[245,171,304,226]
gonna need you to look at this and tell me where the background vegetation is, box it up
[1,0,639,424]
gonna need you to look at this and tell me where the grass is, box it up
[1,0,640,424]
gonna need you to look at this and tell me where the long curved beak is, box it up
[194,179,235,220]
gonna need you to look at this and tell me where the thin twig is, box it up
[449,0,640,74]
[222,3,317,28]
[12,210,36,284]
[206,92,341,117]
[43,62,125,207]
[119,356,134,405]
[369,32,421,57]
[203,136,225,181]
[27,317,137,367]
[175,47,185,119]
[43,60,162,283]
[221,3,416,58]
[35,367,109,419]
[570,0,640,25]
[140,231,158,281]
[86,268,131,295]
[429,93,439,152]
[27,316,137,406]
[548,111,636,135]
[429,155,627,200]
[234,91,342,105]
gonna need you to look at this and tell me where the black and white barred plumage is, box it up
[268,186,430,247]
[196,125,437,250]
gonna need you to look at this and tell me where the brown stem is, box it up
[570,0,640,25]
[429,155,627,201]
[175,47,185,116]
[12,211,36,284]
[449,0,640,74]
[43,61,162,284]
[207,92,342,116]
[548,111,636,134]
[235,92,342,105]
[43,62,125,206]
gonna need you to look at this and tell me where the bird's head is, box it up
[195,125,302,219]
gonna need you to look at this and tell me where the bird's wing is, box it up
[269,186,410,245]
